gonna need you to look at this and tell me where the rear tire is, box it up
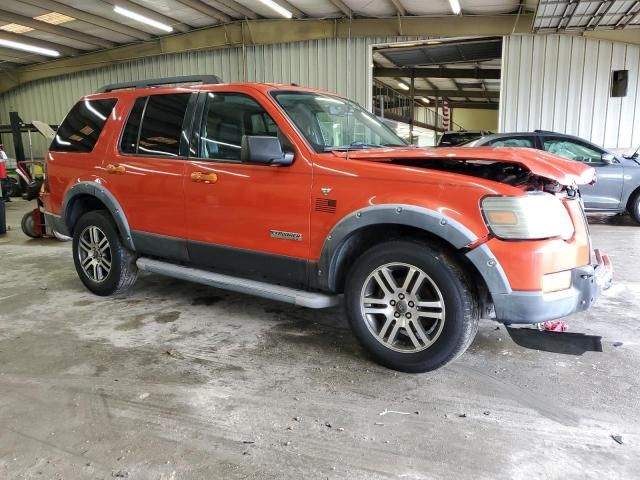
[72,210,138,296]
[344,240,479,373]
[629,191,640,224]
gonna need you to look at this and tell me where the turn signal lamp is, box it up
[542,271,572,293]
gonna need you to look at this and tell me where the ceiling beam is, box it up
[205,0,260,20]
[174,0,231,22]
[0,48,48,64]
[586,0,615,30]
[0,9,116,49]
[100,0,192,33]
[0,62,22,71]
[619,3,640,28]
[0,31,79,57]
[449,101,498,110]
[537,0,602,5]
[615,1,640,28]
[412,89,500,99]
[554,0,579,32]
[328,0,353,18]
[374,85,500,99]
[0,15,534,94]
[19,0,153,41]
[389,0,407,16]
[374,67,501,79]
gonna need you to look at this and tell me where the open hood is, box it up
[332,147,596,186]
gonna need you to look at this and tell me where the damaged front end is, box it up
[341,146,612,325]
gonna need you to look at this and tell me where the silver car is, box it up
[467,130,640,224]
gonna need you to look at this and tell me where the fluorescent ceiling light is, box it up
[0,23,34,34]
[113,6,173,32]
[397,82,409,91]
[257,0,292,19]
[448,0,461,15]
[420,97,430,104]
[33,12,75,25]
[0,38,59,57]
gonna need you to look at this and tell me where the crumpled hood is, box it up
[333,146,596,186]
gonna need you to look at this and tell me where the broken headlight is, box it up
[481,192,574,240]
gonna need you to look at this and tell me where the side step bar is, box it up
[136,257,340,309]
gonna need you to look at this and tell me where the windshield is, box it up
[439,132,484,146]
[272,91,407,152]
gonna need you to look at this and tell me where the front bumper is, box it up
[492,249,612,324]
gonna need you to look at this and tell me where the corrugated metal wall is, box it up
[501,34,640,149]
[0,36,421,159]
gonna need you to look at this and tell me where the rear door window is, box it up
[50,98,117,152]
[120,97,146,154]
[120,93,191,157]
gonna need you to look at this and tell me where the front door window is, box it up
[543,138,604,164]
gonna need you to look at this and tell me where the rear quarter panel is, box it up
[46,95,122,215]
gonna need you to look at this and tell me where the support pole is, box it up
[409,70,415,145]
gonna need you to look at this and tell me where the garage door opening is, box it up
[370,36,502,146]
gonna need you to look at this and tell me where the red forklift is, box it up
[0,112,64,239]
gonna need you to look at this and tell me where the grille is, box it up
[315,198,337,213]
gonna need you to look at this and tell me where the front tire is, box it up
[72,210,138,296]
[344,240,479,373]
[629,191,640,224]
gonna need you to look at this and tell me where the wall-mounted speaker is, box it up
[611,70,629,97]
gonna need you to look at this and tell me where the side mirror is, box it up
[240,135,294,166]
[601,153,615,164]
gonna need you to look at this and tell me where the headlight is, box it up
[481,193,574,240]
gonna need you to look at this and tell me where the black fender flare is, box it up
[61,181,135,251]
[316,204,511,295]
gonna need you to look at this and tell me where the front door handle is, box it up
[105,164,126,175]
[190,171,218,184]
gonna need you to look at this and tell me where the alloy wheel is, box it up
[78,225,112,283]
[360,262,446,353]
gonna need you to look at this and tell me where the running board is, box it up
[136,257,340,309]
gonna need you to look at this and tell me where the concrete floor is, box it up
[0,198,638,480]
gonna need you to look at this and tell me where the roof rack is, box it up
[97,75,223,93]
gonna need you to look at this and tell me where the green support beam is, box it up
[374,67,501,80]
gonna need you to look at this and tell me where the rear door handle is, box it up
[190,171,218,184]
[105,164,126,174]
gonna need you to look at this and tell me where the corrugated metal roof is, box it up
[534,0,640,32]
[0,0,529,70]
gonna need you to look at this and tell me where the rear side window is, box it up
[50,98,116,152]
[120,93,191,157]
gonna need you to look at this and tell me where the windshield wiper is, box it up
[323,142,397,152]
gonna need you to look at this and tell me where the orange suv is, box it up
[42,75,612,372]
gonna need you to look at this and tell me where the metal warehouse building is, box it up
[0,1,638,479]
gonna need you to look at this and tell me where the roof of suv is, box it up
[86,75,337,101]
